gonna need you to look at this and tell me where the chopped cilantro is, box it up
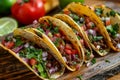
[77,36,81,40]
[77,75,83,80]
[15,37,24,47]
[113,23,119,32]
[95,8,103,16]
[105,59,110,63]
[37,27,44,33]
[54,27,59,33]
[54,38,61,47]
[86,49,91,58]
[110,10,116,17]
[91,58,96,64]
[93,36,103,41]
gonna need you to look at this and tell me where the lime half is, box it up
[0,17,18,36]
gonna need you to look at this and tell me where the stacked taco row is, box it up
[0,2,120,79]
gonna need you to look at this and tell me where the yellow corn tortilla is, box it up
[54,14,93,62]
[0,28,65,79]
[38,16,85,71]
[63,2,111,56]
[93,5,120,51]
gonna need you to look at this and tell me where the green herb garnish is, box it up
[15,37,24,47]
[110,10,116,17]
[95,8,103,16]
[77,75,83,80]
[93,36,103,41]
[105,59,110,63]
[91,58,96,64]
[37,27,44,33]
[54,38,61,47]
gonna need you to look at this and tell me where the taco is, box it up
[62,2,110,56]
[0,28,65,79]
[54,14,94,62]
[33,16,85,71]
[93,5,120,51]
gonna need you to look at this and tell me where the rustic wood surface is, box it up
[0,0,120,80]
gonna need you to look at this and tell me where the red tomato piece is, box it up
[11,0,45,25]
[105,20,111,26]
[63,10,71,15]
[54,33,61,37]
[85,17,91,24]
[72,49,78,54]
[29,58,37,66]
[6,41,14,49]
[65,44,72,50]
[65,49,72,55]
[80,39,84,45]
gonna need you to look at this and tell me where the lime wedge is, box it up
[0,17,18,36]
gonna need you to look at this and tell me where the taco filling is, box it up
[94,7,120,49]
[1,35,62,78]
[68,24,93,60]
[63,10,108,54]
[37,20,81,68]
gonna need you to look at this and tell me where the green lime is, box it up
[0,17,18,36]
[59,0,84,8]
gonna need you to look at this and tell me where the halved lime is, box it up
[0,17,18,36]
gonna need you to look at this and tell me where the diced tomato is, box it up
[85,17,90,24]
[54,33,61,37]
[44,21,49,27]
[65,49,72,55]
[105,20,111,26]
[29,58,37,66]
[81,25,86,31]
[65,44,72,50]
[80,39,84,45]
[6,41,14,49]
[1,40,6,45]
[93,27,98,32]
[72,49,78,54]
[63,10,71,15]
[86,22,94,29]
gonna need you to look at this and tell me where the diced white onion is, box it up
[105,17,110,21]
[42,52,48,57]
[62,57,67,62]
[101,17,105,21]
[86,62,91,67]
[30,46,34,49]
[42,57,47,61]
[96,45,101,49]
[49,67,55,74]
[117,44,120,49]
[88,29,96,36]
[13,38,16,42]
[24,43,29,48]
[116,34,120,39]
